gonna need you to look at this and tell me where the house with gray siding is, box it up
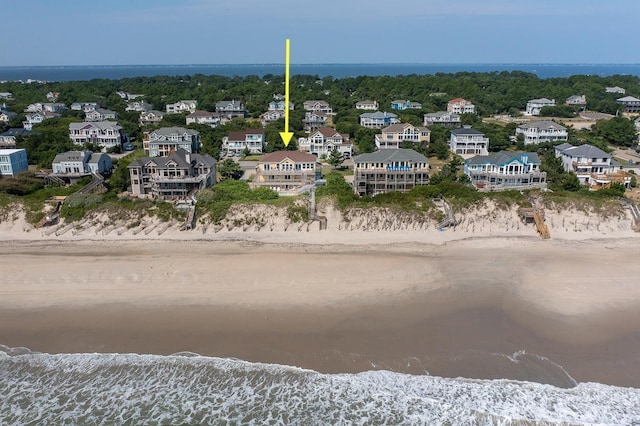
[353,149,430,196]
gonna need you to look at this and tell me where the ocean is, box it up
[2,346,639,425]
[1,63,640,82]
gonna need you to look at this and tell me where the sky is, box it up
[2,0,639,66]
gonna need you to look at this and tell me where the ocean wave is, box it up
[1,348,639,425]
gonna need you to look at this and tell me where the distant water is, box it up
[1,63,640,82]
[1,347,640,424]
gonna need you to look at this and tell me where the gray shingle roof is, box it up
[128,148,216,169]
[557,144,610,159]
[517,120,566,131]
[451,127,484,136]
[152,126,199,136]
[359,111,397,119]
[354,148,429,164]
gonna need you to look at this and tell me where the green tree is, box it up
[592,116,637,147]
[218,158,243,180]
[327,149,344,169]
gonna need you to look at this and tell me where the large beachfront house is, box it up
[253,151,321,194]
[128,149,217,200]
[297,127,353,157]
[0,148,28,177]
[464,151,547,192]
[449,126,489,157]
[355,100,379,110]
[554,143,631,190]
[222,129,265,156]
[374,123,430,149]
[143,127,200,157]
[525,98,556,116]
[353,149,430,196]
[515,121,568,145]
[69,121,125,149]
[359,111,399,129]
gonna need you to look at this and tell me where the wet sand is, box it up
[1,239,640,388]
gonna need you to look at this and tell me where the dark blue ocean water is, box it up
[1,63,640,82]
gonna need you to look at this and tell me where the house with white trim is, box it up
[23,111,61,130]
[423,111,461,127]
[554,143,631,190]
[359,111,399,129]
[139,110,165,126]
[515,121,568,145]
[215,100,246,118]
[353,149,430,196]
[126,100,152,112]
[447,98,475,114]
[525,98,556,116]
[355,100,379,110]
[222,129,265,156]
[303,111,328,132]
[52,150,112,177]
[166,100,198,114]
[85,108,118,122]
[374,123,430,149]
[0,148,28,177]
[391,100,422,110]
[262,110,285,126]
[253,151,321,194]
[449,126,489,157]
[605,86,626,94]
[269,100,294,111]
[616,96,640,113]
[143,127,200,157]
[128,149,217,199]
[303,100,332,114]
[297,127,353,157]
[69,121,125,149]
[186,110,224,127]
[464,151,546,192]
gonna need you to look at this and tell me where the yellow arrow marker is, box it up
[279,38,293,146]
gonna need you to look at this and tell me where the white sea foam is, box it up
[1,349,639,425]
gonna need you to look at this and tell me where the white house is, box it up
[262,110,285,126]
[525,98,556,116]
[303,111,328,132]
[126,100,152,112]
[297,127,353,157]
[605,86,626,94]
[554,143,631,189]
[268,100,294,111]
[139,110,165,126]
[374,123,430,149]
[515,121,568,145]
[449,126,489,157]
[166,100,198,114]
[0,148,28,177]
[303,100,333,114]
[355,100,379,110]
[69,121,125,149]
[215,100,246,118]
[23,111,61,130]
[85,108,118,122]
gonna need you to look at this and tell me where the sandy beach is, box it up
[1,211,640,389]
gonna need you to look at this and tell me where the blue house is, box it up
[0,148,29,177]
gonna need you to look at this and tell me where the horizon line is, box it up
[2,62,640,68]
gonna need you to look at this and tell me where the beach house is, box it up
[143,127,200,157]
[303,111,329,132]
[85,108,118,122]
[303,100,332,115]
[0,148,28,177]
[374,123,430,149]
[554,143,631,189]
[215,100,247,119]
[616,96,640,113]
[359,111,399,129]
[391,100,422,110]
[222,129,265,156]
[355,100,379,110]
[515,121,568,145]
[186,111,224,128]
[353,149,430,196]
[525,98,556,116]
[51,150,112,180]
[69,121,125,150]
[449,126,489,157]
[464,151,547,191]
[253,151,321,194]
[447,98,475,114]
[166,100,198,114]
[423,111,461,127]
[139,110,165,126]
[128,149,217,200]
[297,127,353,157]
